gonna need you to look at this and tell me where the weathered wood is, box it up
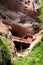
[20,43,22,54]
[12,36,30,44]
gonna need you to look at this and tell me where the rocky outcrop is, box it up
[0,0,41,10]
[0,0,42,57]
[0,0,41,18]
[0,21,17,57]
[7,39,17,58]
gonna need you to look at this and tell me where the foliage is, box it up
[38,2,43,25]
[0,36,11,65]
[41,34,43,41]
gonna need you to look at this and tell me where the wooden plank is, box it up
[12,36,30,44]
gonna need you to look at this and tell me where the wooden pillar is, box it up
[20,43,22,54]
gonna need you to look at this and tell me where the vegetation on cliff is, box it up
[0,36,11,65]
[38,2,43,25]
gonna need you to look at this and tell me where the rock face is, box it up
[0,0,41,11]
[0,0,41,18]
[7,39,17,58]
[0,21,9,36]
[0,20,12,38]
[0,0,42,57]
[0,21,17,57]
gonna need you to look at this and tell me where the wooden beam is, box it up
[12,36,30,44]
